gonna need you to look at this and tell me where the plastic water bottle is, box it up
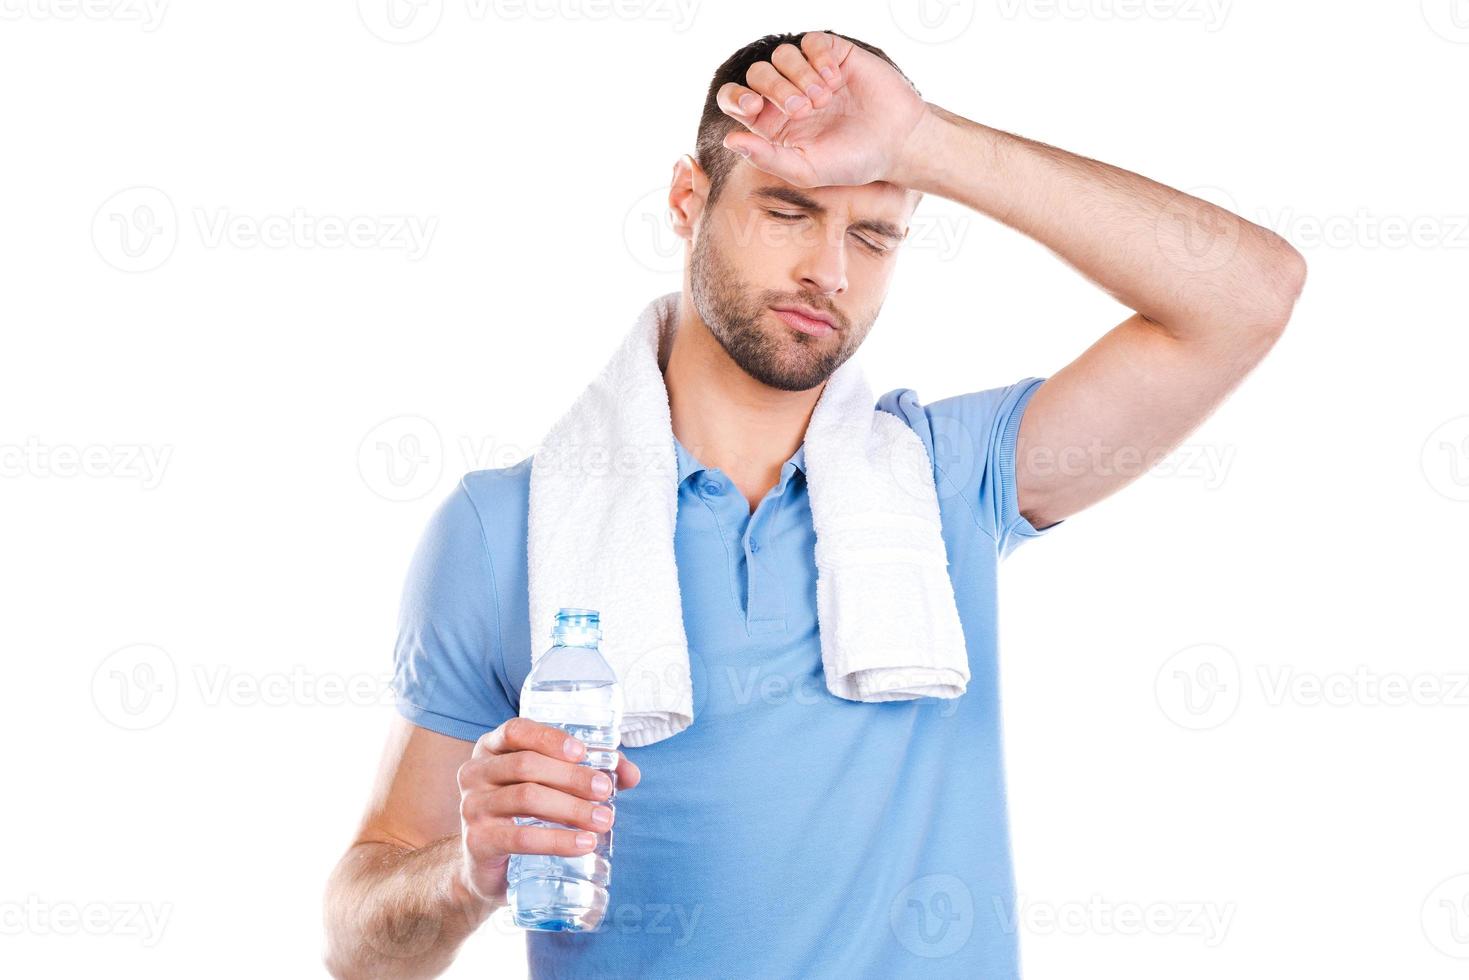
[507,607,624,932]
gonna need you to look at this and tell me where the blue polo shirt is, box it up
[392,377,1061,979]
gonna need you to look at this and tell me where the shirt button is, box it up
[750,539,760,553]
[702,480,723,495]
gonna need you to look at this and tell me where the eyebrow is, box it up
[752,185,906,242]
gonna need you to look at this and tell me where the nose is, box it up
[794,227,847,297]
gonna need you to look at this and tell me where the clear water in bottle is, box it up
[507,607,624,932]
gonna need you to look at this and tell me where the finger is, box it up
[614,752,641,790]
[471,820,598,859]
[487,749,615,801]
[716,81,764,122]
[799,31,849,88]
[476,717,585,763]
[486,782,616,834]
[745,60,810,118]
[715,81,780,141]
[721,132,816,188]
[771,41,832,109]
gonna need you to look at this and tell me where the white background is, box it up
[2,2,1465,977]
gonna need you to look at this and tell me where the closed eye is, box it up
[764,210,890,255]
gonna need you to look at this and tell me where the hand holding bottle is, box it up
[456,717,641,909]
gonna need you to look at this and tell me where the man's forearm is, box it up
[894,102,1305,340]
[323,835,494,979]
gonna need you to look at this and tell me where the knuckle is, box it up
[455,759,478,792]
[508,751,538,782]
[460,790,490,825]
[501,717,530,746]
[506,781,540,812]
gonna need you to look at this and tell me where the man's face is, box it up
[688,157,916,393]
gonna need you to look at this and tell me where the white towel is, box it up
[527,291,969,747]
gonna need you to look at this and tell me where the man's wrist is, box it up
[889,102,1011,217]
[889,101,962,194]
[449,862,499,929]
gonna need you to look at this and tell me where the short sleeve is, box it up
[878,377,1062,560]
[390,478,515,742]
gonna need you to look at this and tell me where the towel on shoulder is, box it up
[527,291,968,748]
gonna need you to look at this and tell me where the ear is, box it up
[669,153,708,242]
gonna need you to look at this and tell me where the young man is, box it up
[324,30,1304,978]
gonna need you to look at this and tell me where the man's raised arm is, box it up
[890,102,1306,531]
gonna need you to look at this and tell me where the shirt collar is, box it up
[672,433,806,487]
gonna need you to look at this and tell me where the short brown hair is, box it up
[694,31,920,210]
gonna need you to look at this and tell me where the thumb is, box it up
[722,133,808,184]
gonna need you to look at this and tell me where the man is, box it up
[324,29,1304,978]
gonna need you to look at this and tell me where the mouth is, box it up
[770,305,836,337]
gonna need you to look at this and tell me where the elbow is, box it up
[1251,236,1307,337]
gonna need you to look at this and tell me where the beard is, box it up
[689,223,868,393]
